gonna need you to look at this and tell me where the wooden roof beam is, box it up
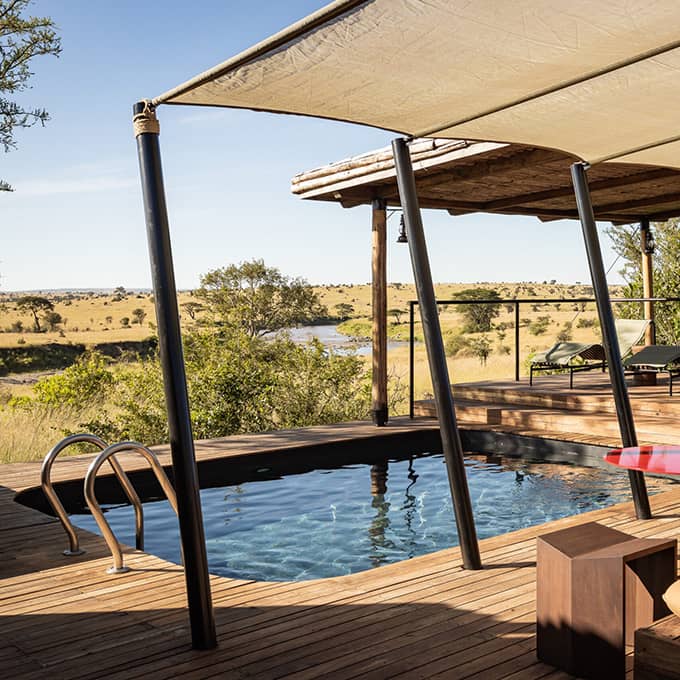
[412,147,567,191]
[482,167,680,211]
[446,205,657,223]
[591,190,680,214]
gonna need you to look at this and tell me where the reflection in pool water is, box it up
[70,453,675,582]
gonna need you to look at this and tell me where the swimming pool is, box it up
[70,452,675,581]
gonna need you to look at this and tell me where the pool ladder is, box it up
[41,434,178,574]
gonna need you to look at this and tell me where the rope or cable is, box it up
[133,100,160,137]
[568,224,639,326]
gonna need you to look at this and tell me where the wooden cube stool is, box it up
[536,521,676,679]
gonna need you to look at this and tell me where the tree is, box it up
[16,294,52,331]
[607,219,680,344]
[334,302,354,321]
[197,259,327,337]
[454,288,501,333]
[131,307,146,325]
[469,336,491,366]
[43,310,62,331]
[182,301,203,320]
[388,308,404,324]
[1,0,61,191]
[112,286,126,301]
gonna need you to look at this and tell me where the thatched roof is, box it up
[292,139,680,223]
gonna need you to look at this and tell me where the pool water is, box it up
[70,453,675,581]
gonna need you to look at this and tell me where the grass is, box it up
[0,402,103,464]
[0,281,617,462]
[0,291,198,348]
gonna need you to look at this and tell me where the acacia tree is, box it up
[1,0,61,191]
[334,302,354,321]
[181,301,203,320]
[131,307,146,325]
[197,259,327,337]
[388,307,404,324]
[454,287,501,333]
[16,294,52,331]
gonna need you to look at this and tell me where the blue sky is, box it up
[2,0,625,292]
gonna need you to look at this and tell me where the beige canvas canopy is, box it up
[156,0,680,169]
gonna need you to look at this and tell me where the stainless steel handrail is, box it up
[41,434,144,556]
[84,442,178,574]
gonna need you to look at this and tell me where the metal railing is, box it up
[41,434,144,556]
[407,295,680,418]
[84,442,178,573]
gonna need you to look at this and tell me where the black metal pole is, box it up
[133,101,217,648]
[514,302,520,382]
[393,137,481,569]
[571,162,651,520]
[409,301,415,419]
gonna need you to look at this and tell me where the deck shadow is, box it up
[0,598,545,680]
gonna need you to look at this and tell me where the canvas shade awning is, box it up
[291,138,680,222]
[156,0,680,170]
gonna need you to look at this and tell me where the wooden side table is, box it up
[537,521,676,680]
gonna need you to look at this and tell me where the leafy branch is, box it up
[0,0,61,191]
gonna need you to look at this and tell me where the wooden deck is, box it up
[2,414,680,679]
[416,372,680,447]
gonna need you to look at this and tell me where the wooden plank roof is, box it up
[291,139,680,223]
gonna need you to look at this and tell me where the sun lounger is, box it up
[624,345,680,395]
[529,319,650,388]
[614,318,652,357]
[529,342,605,388]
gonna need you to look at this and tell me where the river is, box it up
[284,324,407,356]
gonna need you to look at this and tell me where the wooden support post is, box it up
[372,198,388,425]
[640,218,656,345]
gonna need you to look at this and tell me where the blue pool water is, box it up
[70,453,674,581]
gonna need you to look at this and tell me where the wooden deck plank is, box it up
[3,414,680,679]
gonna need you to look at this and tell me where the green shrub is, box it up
[556,323,573,342]
[528,316,551,336]
[444,332,470,357]
[81,330,375,445]
[576,317,598,329]
[32,352,113,407]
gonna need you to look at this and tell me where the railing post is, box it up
[571,162,651,520]
[393,137,481,569]
[409,301,415,419]
[514,302,520,382]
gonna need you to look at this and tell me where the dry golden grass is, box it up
[0,402,103,464]
[315,281,592,318]
[0,282,604,348]
[0,281,617,462]
[0,291,198,348]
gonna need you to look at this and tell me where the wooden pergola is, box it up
[292,138,680,222]
[292,138,680,423]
